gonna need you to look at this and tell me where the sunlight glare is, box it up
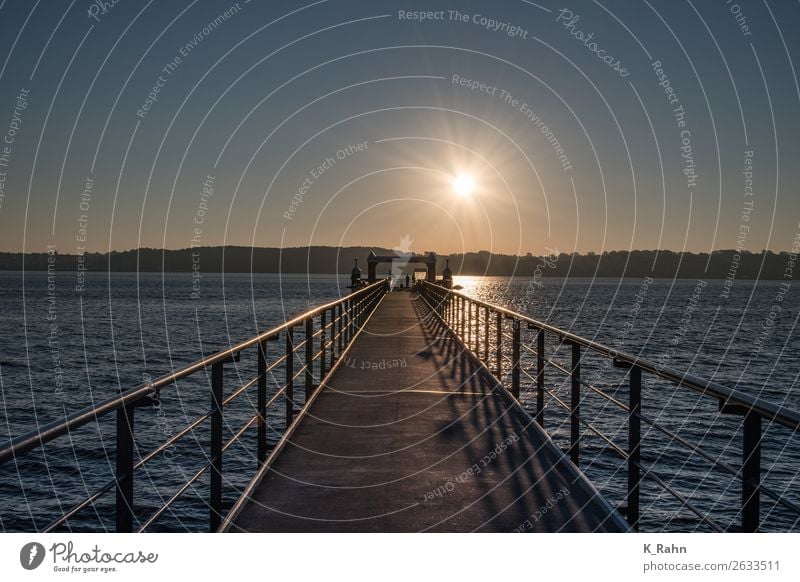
[453,174,475,197]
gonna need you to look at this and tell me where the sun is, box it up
[452,173,475,197]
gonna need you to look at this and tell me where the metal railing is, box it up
[418,281,800,532]
[0,279,388,532]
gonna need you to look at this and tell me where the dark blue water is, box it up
[0,272,798,531]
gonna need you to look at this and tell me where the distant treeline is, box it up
[0,246,794,279]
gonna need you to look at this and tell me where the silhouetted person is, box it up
[405,274,410,288]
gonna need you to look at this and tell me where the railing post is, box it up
[285,327,294,427]
[570,342,581,466]
[305,317,314,401]
[337,303,343,355]
[511,319,521,399]
[476,304,480,353]
[327,308,335,370]
[462,296,467,339]
[459,296,465,338]
[472,302,477,351]
[483,306,490,364]
[628,365,641,529]
[471,302,476,351]
[742,411,762,532]
[332,304,337,358]
[342,300,348,346]
[115,404,135,533]
[257,340,267,465]
[536,329,545,427]
[349,297,355,341]
[210,360,224,532]
[495,312,502,377]
[465,300,469,346]
[464,299,472,349]
[320,310,327,378]
[345,298,351,345]
[467,301,472,349]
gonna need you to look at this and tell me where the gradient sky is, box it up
[0,0,798,256]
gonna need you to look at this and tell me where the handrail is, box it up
[500,325,800,516]
[0,280,387,465]
[0,278,389,532]
[418,280,800,532]
[219,284,387,532]
[420,281,800,432]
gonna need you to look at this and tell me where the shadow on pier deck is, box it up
[225,292,626,532]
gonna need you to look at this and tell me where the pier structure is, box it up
[366,250,436,282]
[224,289,624,532]
[2,266,800,533]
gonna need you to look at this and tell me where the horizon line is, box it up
[1,245,798,256]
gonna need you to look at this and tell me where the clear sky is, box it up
[0,0,798,256]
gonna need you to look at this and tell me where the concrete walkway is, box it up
[229,292,626,532]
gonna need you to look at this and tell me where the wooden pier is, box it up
[5,276,798,533]
[225,291,626,532]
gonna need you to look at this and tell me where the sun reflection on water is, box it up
[451,275,483,295]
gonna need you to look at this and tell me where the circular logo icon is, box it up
[20,542,46,570]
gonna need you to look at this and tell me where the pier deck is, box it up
[229,291,626,532]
